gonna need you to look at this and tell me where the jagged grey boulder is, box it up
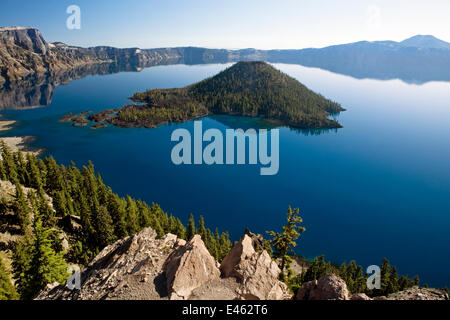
[296,274,349,300]
[220,234,256,278]
[220,234,290,300]
[164,235,221,300]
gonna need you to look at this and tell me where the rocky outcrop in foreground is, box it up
[385,287,449,300]
[295,274,449,301]
[296,274,349,300]
[35,227,449,301]
[220,234,290,300]
[35,228,289,300]
[164,235,220,299]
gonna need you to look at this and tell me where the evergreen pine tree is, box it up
[197,216,207,240]
[13,183,30,233]
[0,256,19,300]
[152,217,165,238]
[95,205,116,247]
[187,213,196,240]
[299,255,334,283]
[15,152,30,186]
[23,218,68,299]
[159,210,170,234]
[344,260,366,294]
[1,142,18,183]
[266,206,306,281]
[96,173,108,204]
[12,232,33,298]
[204,229,215,257]
[78,193,95,247]
[37,190,56,228]
[380,258,392,296]
[53,190,69,217]
[218,232,232,261]
[107,192,128,239]
[389,266,400,293]
[37,160,47,187]
[168,215,177,234]
[0,158,7,180]
[26,154,43,192]
[174,218,186,239]
[137,200,151,228]
[398,275,409,291]
[125,196,139,235]
[44,157,64,193]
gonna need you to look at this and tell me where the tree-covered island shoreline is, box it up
[64,61,345,130]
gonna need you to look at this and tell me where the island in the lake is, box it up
[82,61,344,130]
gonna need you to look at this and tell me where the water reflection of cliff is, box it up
[0,59,181,110]
[0,74,55,110]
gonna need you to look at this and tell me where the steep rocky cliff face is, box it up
[0,27,48,55]
[0,27,47,84]
[0,27,105,85]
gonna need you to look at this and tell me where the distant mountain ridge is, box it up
[316,34,450,50]
[399,35,450,50]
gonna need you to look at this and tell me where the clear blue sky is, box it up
[1,0,449,49]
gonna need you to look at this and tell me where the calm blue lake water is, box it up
[1,63,450,287]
